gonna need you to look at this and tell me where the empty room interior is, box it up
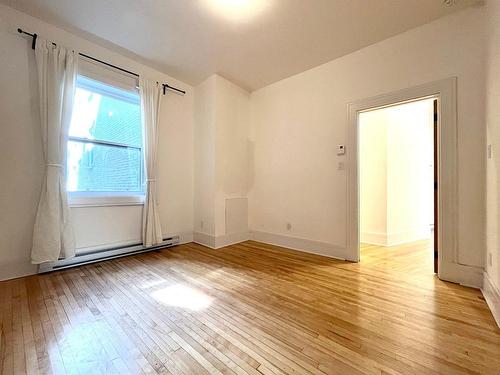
[0,0,500,374]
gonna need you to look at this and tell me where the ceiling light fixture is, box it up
[203,0,271,22]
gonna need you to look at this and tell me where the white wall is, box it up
[249,7,485,268]
[485,0,500,294]
[360,100,434,246]
[386,100,434,245]
[194,75,217,237]
[214,76,250,238]
[359,109,388,243]
[194,74,250,246]
[0,4,194,280]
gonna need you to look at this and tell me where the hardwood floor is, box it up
[1,240,499,374]
[360,239,434,275]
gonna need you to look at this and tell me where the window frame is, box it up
[67,73,145,207]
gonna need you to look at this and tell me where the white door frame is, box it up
[346,77,463,283]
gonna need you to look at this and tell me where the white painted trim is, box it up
[348,78,466,282]
[481,272,500,328]
[360,231,389,246]
[250,231,348,260]
[193,231,250,249]
[437,262,483,288]
[69,192,145,207]
[193,232,216,248]
[386,228,431,246]
[0,263,37,282]
[171,231,194,245]
[193,229,349,260]
[362,227,432,247]
[215,232,250,248]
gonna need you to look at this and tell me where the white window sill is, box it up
[68,192,145,207]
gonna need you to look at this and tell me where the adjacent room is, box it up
[359,98,436,274]
[1,0,499,374]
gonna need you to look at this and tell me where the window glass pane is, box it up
[67,141,142,193]
[67,75,144,195]
[69,76,142,148]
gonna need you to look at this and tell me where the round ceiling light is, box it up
[203,0,271,23]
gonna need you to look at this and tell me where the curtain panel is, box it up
[139,79,163,247]
[31,38,77,264]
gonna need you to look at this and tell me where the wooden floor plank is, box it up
[0,240,499,374]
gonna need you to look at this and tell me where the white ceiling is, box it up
[1,0,478,91]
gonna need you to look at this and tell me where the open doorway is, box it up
[347,78,459,282]
[358,97,438,274]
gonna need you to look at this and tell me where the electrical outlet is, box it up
[488,252,493,267]
[286,222,292,231]
[337,162,345,170]
[200,220,204,230]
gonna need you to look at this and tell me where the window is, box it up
[67,75,143,205]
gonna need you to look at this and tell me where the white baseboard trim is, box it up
[215,232,250,248]
[193,231,250,249]
[193,230,349,261]
[439,261,484,289]
[482,271,500,328]
[193,232,216,248]
[175,231,194,245]
[361,231,389,246]
[387,228,431,246]
[362,227,431,247]
[249,230,350,261]
[0,263,38,282]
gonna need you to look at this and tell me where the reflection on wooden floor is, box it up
[1,240,499,374]
[360,239,434,275]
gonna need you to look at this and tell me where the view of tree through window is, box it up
[67,76,143,193]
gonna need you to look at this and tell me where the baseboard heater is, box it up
[38,236,179,273]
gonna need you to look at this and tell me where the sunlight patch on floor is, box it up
[151,284,213,311]
[140,279,168,289]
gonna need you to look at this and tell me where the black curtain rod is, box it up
[17,28,186,95]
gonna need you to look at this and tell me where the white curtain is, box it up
[31,39,77,264]
[140,78,163,247]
